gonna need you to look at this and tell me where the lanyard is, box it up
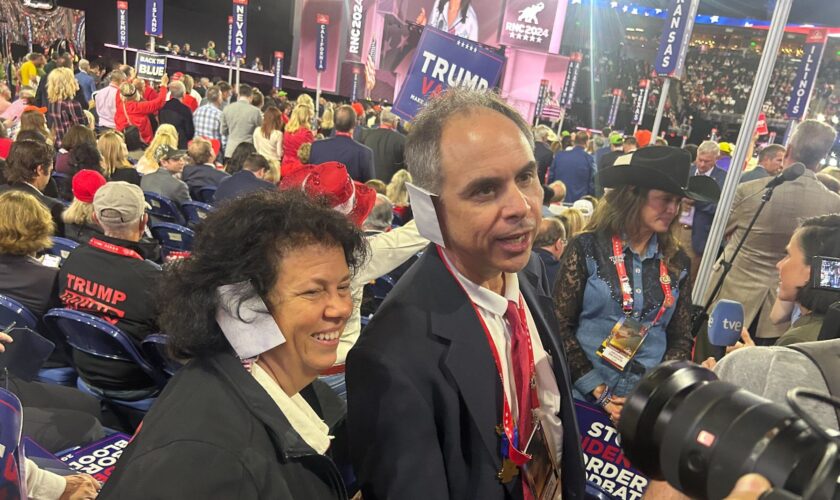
[610,235,674,328]
[88,238,144,261]
[436,246,538,466]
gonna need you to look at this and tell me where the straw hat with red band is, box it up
[279,162,375,226]
[72,170,107,203]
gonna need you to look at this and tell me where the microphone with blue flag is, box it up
[707,299,744,346]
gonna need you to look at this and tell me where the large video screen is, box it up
[0,0,86,59]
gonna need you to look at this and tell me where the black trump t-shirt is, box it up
[58,234,161,391]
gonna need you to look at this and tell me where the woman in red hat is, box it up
[62,170,107,243]
[279,161,375,227]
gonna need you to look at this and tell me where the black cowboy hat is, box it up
[597,146,721,203]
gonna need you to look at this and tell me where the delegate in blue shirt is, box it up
[555,231,694,400]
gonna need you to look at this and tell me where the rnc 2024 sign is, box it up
[392,26,506,121]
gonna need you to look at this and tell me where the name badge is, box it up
[596,316,648,371]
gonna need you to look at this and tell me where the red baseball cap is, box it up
[172,72,184,81]
[634,129,652,148]
[351,102,365,118]
[279,161,375,226]
[72,170,107,203]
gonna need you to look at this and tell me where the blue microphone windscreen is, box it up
[708,299,744,346]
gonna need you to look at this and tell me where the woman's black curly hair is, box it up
[796,213,840,315]
[159,189,368,359]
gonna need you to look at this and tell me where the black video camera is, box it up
[618,361,840,500]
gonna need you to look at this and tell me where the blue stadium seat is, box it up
[0,388,24,496]
[0,294,76,386]
[141,334,182,377]
[144,191,187,226]
[370,275,396,303]
[149,222,195,253]
[43,309,164,412]
[180,200,213,227]
[46,237,79,265]
[195,186,217,204]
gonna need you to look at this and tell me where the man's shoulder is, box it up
[65,243,161,273]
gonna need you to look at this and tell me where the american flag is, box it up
[539,87,563,120]
[365,37,377,95]
[541,103,563,120]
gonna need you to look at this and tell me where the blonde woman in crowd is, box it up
[98,131,141,185]
[319,107,335,137]
[296,93,314,108]
[136,124,179,174]
[281,104,314,175]
[46,68,85,148]
[297,142,312,165]
[558,207,586,237]
[62,170,107,243]
[386,169,412,206]
[386,169,412,222]
[365,179,387,195]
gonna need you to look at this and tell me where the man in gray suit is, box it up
[696,120,840,359]
[740,144,786,183]
[220,84,262,159]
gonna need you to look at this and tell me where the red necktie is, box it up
[505,300,536,500]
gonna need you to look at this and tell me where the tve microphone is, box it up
[765,162,805,189]
[707,299,744,346]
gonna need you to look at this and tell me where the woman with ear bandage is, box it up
[99,189,367,499]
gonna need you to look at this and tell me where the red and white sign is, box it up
[755,113,768,135]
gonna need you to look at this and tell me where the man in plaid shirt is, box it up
[192,86,226,156]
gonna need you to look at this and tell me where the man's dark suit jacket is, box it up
[346,245,585,500]
[0,183,65,237]
[361,127,406,183]
[158,99,195,149]
[181,164,230,199]
[547,146,596,203]
[534,141,554,184]
[534,247,561,288]
[309,135,375,182]
[213,170,275,204]
[690,165,727,255]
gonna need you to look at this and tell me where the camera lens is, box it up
[618,361,839,499]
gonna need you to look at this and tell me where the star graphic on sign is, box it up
[536,37,543,43]
[710,16,720,23]
[514,32,521,40]
[622,5,629,12]
[530,35,537,42]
